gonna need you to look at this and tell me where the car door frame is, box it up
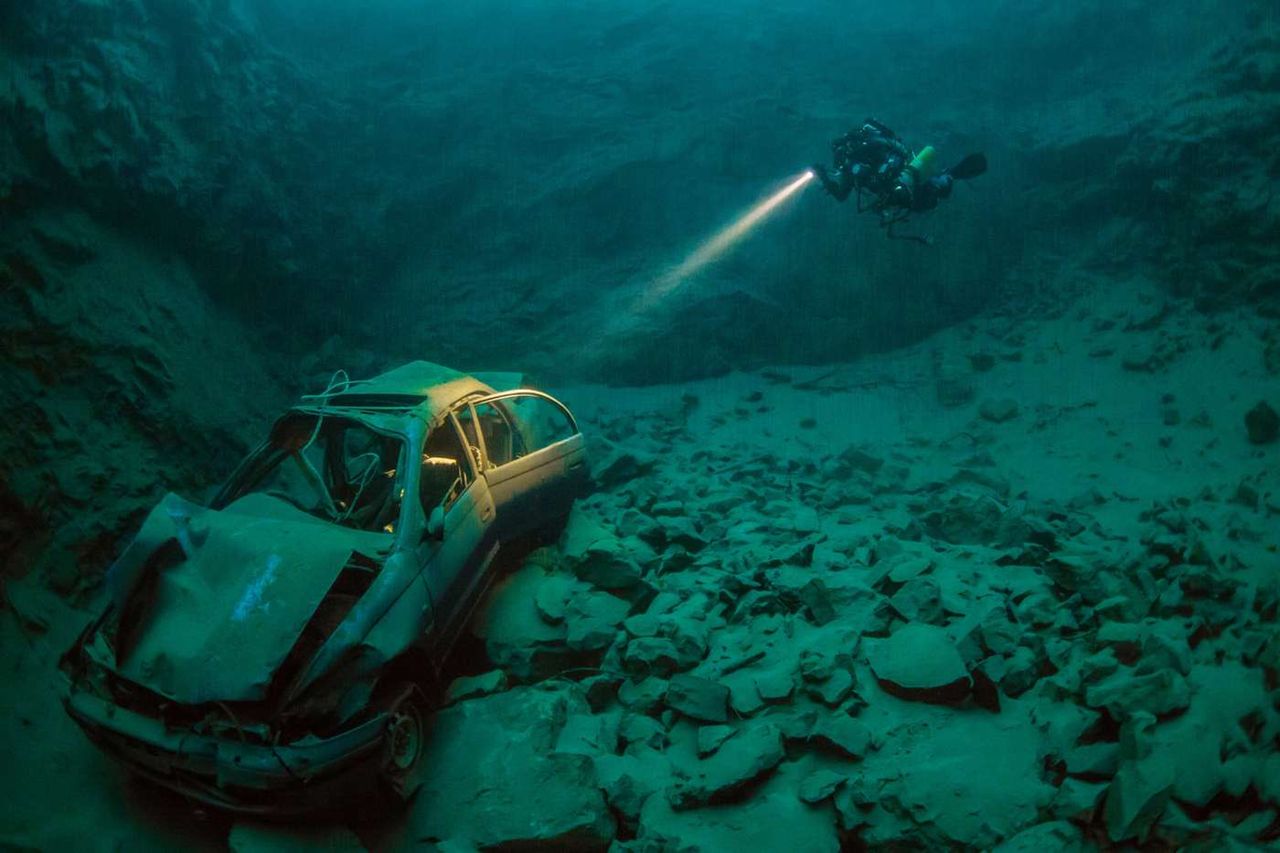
[459,389,588,540]
[415,408,498,663]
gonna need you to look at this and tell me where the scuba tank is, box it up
[897,145,938,189]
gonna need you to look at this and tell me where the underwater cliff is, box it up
[1,0,1279,850]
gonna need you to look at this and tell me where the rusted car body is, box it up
[60,361,589,813]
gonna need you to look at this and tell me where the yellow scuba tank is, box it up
[909,146,938,179]
[899,145,938,187]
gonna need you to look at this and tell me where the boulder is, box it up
[754,668,795,704]
[696,724,737,757]
[1084,669,1190,720]
[798,769,846,804]
[444,670,508,704]
[410,686,615,849]
[474,565,578,680]
[668,723,784,810]
[593,446,658,489]
[1103,759,1174,843]
[621,636,682,676]
[808,668,856,707]
[888,576,943,623]
[869,624,971,704]
[666,674,730,723]
[618,676,668,713]
[809,714,875,759]
[618,714,667,752]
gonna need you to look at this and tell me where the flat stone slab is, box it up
[869,624,971,704]
[666,674,730,723]
[669,723,784,810]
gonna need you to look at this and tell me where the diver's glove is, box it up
[811,164,839,196]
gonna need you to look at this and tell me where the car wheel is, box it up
[378,683,428,802]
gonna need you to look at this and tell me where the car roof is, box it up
[294,360,495,428]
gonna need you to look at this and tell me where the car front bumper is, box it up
[64,687,389,814]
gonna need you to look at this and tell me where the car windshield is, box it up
[218,414,405,532]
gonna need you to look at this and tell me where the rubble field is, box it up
[7,277,1276,851]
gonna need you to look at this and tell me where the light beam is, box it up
[639,169,815,309]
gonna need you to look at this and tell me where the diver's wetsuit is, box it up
[813,119,987,242]
[814,119,910,202]
[899,173,955,212]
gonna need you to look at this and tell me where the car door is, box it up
[416,411,497,645]
[460,390,588,541]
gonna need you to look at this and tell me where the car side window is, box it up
[496,394,576,459]
[453,401,517,469]
[419,419,471,517]
[473,402,515,467]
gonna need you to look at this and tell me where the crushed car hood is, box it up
[109,492,390,705]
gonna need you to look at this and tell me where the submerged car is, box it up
[60,361,589,813]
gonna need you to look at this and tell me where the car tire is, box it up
[378,682,428,803]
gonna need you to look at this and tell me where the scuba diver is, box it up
[812,118,987,244]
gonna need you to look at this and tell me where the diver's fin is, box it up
[948,153,988,181]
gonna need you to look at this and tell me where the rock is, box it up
[601,770,649,827]
[888,576,943,623]
[839,446,886,475]
[799,578,837,625]
[798,648,836,682]
[979,610,1020,656]
[1000,646,1042,697]
[978,398,1020,423]
[754,669,795,704]
[573,546,650,598]
[917,487,1010,546]
[869,624,971,704]
[618,714,667,752]
[884,554,932,584]
[618,676,668,713]
[534,575,574,624]
[808,668,855,707]
[1244,400,1279,444]
[697,724,737,757]
[669,723,784,810]
[728,678,765,717]
[809,714,875,759]
[444,670,508,704]
[474,566,578,680]
[411,686,615,849]
[593,446,658,489]
[1084,669,1190,720]
[1062,742,1119,778]
[1103,759,1174,843]
[798,769,846,804]
[1049,779,1106,821]
[622,636,682,676]
[666,674,730,723]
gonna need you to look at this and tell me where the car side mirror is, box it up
[426,505,445,541]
